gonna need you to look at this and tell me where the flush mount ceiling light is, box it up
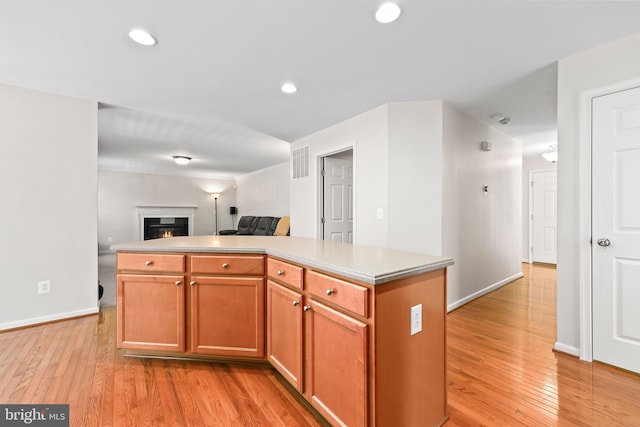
[542,145,558,163]
[491,113,511,125]
[172,155,191,165]
[376,2,402,23]
[281,82,298,94]
[128,28,157,46]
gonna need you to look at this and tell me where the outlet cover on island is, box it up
[410,304,422,335]
[38,280,51,294]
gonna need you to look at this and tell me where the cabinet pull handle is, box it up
[189,281,196,287]
[277,270,285,276]
[175,280,182,286]
[145,260,153,266]
[326,289,335,296]
[303,305,311,312]
[222,263,229,268]
[292,300,300,306]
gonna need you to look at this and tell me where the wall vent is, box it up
[292,146,310,180]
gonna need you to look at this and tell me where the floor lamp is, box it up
[211,193,220,235]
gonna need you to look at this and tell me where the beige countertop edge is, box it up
[110,241,454,285]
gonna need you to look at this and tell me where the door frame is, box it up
[316,145,356,243]
[528,168,557,264]
[577,77,640,362]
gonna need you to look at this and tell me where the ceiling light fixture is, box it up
[128,28,158,46]
[491,113,511,125]
[172,155,191,165]
[281,82,297,94]
[542,145,558,163]
[376,3,402,24]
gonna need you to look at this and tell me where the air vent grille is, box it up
[292,146,310,180]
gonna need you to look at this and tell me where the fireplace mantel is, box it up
[135,205,197,241]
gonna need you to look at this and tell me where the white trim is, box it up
[553,342,580,357]
[447,272,523,312]
[578,77,640,363]
[0,306,99,331]
[522,258,530,263]
[135,206,196,241]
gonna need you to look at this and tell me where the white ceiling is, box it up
[2,1,640,177]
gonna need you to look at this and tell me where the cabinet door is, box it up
[117,274,185,352]
[190,276,264,358]
[266,280,303,391]
[306,300,368,427]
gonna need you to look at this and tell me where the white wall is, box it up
[291,100,523,310]
[235,161,290,218]
[442,103,523,309]
[98,171,236,251]
[557,32,640,355]
[290,105,389,246]
[0,83,98,329]
[522,156,556,262]
[388,101,443,255]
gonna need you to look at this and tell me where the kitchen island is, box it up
[112,235,453,426]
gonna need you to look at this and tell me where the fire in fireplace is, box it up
[143,217,189,240]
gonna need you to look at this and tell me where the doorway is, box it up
[529,169,557,264]
[320,149,354,243]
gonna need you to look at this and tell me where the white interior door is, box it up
[592,86,640,374]
[322,156,353,243]
[531,170,557,264]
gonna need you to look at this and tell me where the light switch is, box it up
[376,208,384,219]
[410,304,422,336]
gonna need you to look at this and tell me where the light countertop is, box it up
[111,236,454,285]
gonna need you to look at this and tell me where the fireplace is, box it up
[143,217,189,240]
[136,206,196,241]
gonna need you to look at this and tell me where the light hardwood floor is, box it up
[1,263,639,426]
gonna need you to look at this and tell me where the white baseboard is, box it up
[447,272,524,312]
[0,306,99,331]
[553,342,580,357]
[522,258,530,263]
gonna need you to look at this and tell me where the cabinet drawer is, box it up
[191,255,264,275]
[267,258,303,290]
[306,271,368,318]
[117,253,185,273]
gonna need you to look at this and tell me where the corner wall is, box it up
[235,162,290,218]
[0,83,98,329]
[442,103,523,309]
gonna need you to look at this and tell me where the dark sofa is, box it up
[219,216,289,236]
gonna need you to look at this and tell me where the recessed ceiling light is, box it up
[129,28,157,46]
[376,3,402,24]
[172,155,191,165]
[281,83,297,94]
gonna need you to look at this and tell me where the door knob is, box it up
[597,238,611,247]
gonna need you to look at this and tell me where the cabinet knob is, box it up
[222,263,229,268]
[277,270,285,276]
[145,260,153,266]
[175,280,182,286]
[189,281,196,287]
[292,300,300,306]
[326,289,335,296]
[303,305,311,312]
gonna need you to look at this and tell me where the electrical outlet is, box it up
[107,236,113,243]
[38,280,51,294]
[410,304,422,335]
[376,208,384,219]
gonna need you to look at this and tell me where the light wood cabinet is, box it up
[117,274,185,352]
[190,276,264,357]
[266,280,303,391]
[305,299,368,427]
